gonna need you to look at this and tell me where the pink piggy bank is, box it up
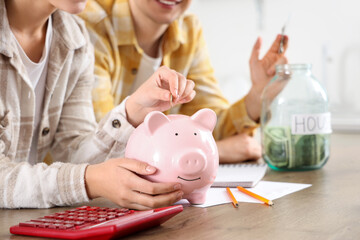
[125,108,219,204]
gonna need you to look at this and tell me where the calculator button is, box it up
[86,207,99,211]
[87,217,98,222]
[74,221,85,226]
[48,224,57,229]
[106,215,116,220]
[42,223,52,228]
[95,218,107,223]
[74,217,87,221]
[66,209,77,212]
[76,206,88,210]
[32,219,55,223]
[63,221,75,225]
[58,225,66,230]
[64,224,75,229]
[19,222,38,227]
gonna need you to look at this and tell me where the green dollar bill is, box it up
[292,134,330,168]
[263,126,291,168]
[263,126,330,169]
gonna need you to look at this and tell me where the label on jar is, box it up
[291,112,332,135]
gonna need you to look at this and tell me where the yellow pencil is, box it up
[226,187,238,208]
[237,186,274,206]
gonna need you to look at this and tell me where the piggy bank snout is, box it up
[176,150,207,175]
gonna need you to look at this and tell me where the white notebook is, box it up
[212,163,268,188]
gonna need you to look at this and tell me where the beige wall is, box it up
[188,0,360,131]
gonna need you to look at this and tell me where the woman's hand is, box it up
[245,34,289,122]
[85,158,183,210]
[217,133,262,163]
[126,66,195,127]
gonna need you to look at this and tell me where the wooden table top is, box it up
[1,133,360,240]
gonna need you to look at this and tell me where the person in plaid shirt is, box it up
[0,0,193,209]
[79,0,288,163]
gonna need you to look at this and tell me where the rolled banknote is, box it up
[263,126,330,169]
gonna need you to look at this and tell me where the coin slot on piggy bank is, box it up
[125,108,219,204]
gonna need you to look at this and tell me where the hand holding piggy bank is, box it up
[125,108,219,204]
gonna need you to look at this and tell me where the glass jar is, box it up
[261,64,331,171]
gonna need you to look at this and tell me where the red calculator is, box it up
[10,205,183,240]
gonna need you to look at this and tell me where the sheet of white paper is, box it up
[176,181,311,208]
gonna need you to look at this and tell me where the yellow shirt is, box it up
[79,0,258,140]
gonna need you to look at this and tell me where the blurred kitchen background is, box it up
[188,0,360,132]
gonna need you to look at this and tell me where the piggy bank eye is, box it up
[175,133,179,136]
[194,133,197,136]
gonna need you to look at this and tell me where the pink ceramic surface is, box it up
[125,108,219,204]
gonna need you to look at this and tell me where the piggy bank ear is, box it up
[191,108,217,131]
[145,111,170,136]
